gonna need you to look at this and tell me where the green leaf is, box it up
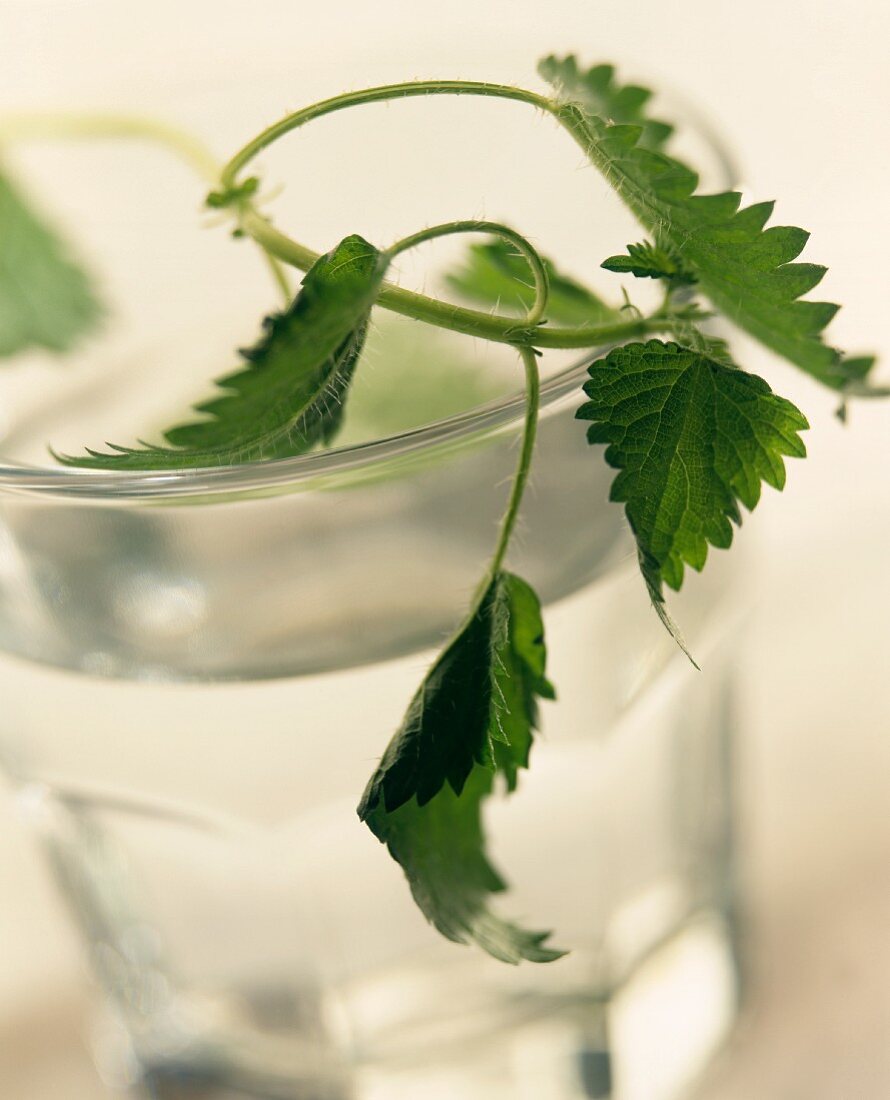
[445,238,618,327]
[577,339,808,606]
[59,234,388,469]
[540,61,878,392]
[538,55,675,154]
[0,165,102,358]
[602,241,696,286]
[358,571,562,964]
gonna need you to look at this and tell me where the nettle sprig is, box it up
[2,57,882,962]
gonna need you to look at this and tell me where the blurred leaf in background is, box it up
[336,315,511,445]
[0,165,102,359]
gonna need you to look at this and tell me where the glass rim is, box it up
[0,89,738,503]
[0,352,600,501]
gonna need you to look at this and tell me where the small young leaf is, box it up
[358,571,562,964]
[602,241,696,285]
[538,55,675,154]
[577,339,808,610]
[0,165,102,358]
[205,176,260,209]
[58,234,388,468]
[540,61,879,392]
[445,238,618,327]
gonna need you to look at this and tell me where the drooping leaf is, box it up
[540,61,878,392]
[602,241,696,286]
[577,339,808,609]
[59,234,388,468]
[0,165,102,358]
[490,571,556,792]
[362,578,502,815]
[445,238,618,327]
[538,55,675,154]
[358,571,562,964]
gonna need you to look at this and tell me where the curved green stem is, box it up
[219,80,553,190]
[241,208,669,348]
[219,79,557,335]
[386,222,543,578]
[0,111,292,305]
[0,111,222,183]
[489,346,541,578]
[387,219,549,327]
[225,80,684,346]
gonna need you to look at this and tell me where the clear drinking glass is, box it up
[0,20,742,1100]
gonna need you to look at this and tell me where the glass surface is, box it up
[0,370,743,1100]
[0,25,742,1100]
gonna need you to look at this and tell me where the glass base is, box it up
[4,559,741,1100]
[89,912,736,1100]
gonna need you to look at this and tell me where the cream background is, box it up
[1,1,889,1096]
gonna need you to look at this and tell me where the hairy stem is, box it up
[380,217,544,590]
[385,223,545,579]
[219,80,553,190]
[489,346,541,577]
[387,219,550,326]
[241,208,669,348]
[0,112,222,183]
[0,111,292,304]
[224,80,683,346]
